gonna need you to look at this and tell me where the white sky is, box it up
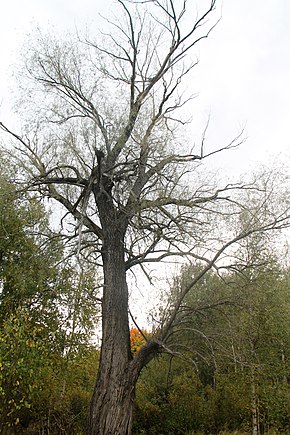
[0,0,289,175]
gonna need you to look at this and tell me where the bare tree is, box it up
[1,1,289,433]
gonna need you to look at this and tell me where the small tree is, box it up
[0,161,100,432]
[1,1,289,433]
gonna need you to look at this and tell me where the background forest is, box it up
[0,164,289,434]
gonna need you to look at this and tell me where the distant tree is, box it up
[133,262,289,434]
[130,328,149,355]
[226,267,290,435]
[167,255,290,434]
[0,165,99,432]
[0,169,59,325]
[1,1,289,433]
[0,309,99,433]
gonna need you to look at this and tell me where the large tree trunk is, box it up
[87,363,136,435]
[86,209,136,434]
[86,222,160,433]
[86,191,161,434]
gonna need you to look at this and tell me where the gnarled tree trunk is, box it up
[87,361,136,435]
[86,197,159,434]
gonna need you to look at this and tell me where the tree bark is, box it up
[86,197,136,434]
[86,200,161,434]
[87,362,135,435]
[251,368,259,435]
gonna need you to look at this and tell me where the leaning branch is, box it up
[159,213,290,342]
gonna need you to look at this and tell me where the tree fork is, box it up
[86,207,161,434]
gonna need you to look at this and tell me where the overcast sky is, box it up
[0,0,289,175]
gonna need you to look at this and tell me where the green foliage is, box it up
[133,357,251,434]
[0,173,62,326]
[0,309,49,429]
[0,310,98,433]
[20,346,99,434]
[133,264,290,434]
[0,170,99,433]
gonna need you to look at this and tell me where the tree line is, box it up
[0,172,289,433]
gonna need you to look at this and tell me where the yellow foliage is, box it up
[130,328,148,355]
